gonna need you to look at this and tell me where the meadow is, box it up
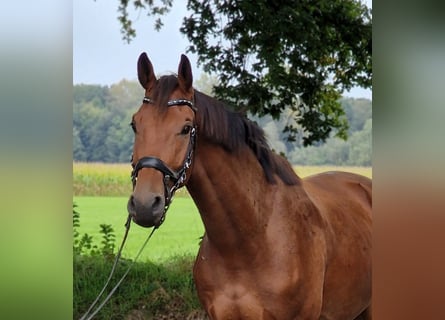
[73,162,371,262]
[74,196,204,262]
[73,162,372,262]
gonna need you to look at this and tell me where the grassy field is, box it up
[73,162,190,197]
[73,162,371,260]
[293,165,372,178]
[74,196,205,318]
[73,162,133,196]
[74,196,204,262]
[73,163,371,261]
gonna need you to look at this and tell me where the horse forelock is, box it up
[150,75,180,113]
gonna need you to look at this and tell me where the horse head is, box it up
[127,53,196,228]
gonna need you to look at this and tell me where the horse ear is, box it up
[178,54,193,92]
[137,52,156,90]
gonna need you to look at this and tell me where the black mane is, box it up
[152,75,300,185]
[194,91,300,185]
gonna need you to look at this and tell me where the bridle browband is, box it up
[131,96,197,227]
[142,97,195,110]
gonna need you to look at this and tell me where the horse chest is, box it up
[193,248,301,319]
[194,267,275,319]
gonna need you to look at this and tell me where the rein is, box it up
[131,96,197,227]
[79,216,157,320]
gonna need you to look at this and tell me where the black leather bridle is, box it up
[131,96,197,226]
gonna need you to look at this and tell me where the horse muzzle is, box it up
[127,193,165,227]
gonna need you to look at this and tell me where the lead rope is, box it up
[79,215,158,320]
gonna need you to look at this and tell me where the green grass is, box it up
[74,196,204,262]
[73,196,205,319]
[74,254,202,320]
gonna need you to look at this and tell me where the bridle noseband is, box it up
[131,96,197,227]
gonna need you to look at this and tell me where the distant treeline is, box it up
[73,80,371,166]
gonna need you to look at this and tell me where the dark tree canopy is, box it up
[117,0,372,145]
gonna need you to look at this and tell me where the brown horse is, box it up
[127,52,372,320]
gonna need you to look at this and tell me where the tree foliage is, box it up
[73,80,371,165]
[73,80,139,163]
[117,0,371,145]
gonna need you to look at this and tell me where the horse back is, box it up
[304,171,371,211]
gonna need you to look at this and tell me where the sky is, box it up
[73,0,372,99]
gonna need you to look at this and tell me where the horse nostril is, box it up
[128,193,164,219]
[152,195,163,211]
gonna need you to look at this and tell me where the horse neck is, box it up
[186,140,281,250]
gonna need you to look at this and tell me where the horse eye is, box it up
[181,125,191,135]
